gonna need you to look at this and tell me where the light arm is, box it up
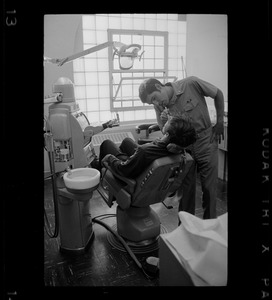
[44,41,142,69]
[58,41,124,66]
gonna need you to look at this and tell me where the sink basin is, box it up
[63,168,100,191]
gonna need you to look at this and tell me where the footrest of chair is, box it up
[116,189,131,210]
[97,184,115,208]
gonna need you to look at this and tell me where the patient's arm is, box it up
[101,148,146,178]
[167,143,185,154]
[101,158,136,188]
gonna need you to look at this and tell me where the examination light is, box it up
[112,43,144,70]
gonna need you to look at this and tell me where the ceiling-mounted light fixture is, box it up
[113,43,144,70]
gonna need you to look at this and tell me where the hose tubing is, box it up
[92,218,154,280]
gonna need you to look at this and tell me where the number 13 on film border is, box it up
[6,10,17,26]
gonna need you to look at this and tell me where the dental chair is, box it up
[99,150,193,245]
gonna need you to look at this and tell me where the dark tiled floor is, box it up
[44,175,227,286]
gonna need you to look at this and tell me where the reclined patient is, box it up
[92,114,196,178]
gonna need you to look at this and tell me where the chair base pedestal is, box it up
[116,205,161,243]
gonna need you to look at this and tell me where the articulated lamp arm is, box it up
[44,41,123,66]
[57,41,124,66]
[44,41,142,67]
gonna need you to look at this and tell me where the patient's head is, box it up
[164,114,197,148]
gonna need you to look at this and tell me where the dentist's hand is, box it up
[160,109,169,123]
[210,121,224,143]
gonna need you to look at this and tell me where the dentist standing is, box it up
[139,76,225,219]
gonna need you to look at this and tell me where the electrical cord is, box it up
[43,116,60,238]
[92,217,155,280]
[44,156,60,238]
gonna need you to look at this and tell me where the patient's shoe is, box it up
[142,256,159,277]
[90,158,100,171]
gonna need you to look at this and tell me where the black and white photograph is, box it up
[3,4,270,299]
[43,13,228,287]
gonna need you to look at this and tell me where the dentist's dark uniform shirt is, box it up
[154,76,217,133]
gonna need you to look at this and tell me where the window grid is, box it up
[108,29,169,112]
[74,14,187,124]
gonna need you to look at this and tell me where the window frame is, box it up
[107,29,169,112]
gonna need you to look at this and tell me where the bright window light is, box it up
[74,86,86,99]
[156,19,167,31]
[97,59,109,72]
[96,30,107,44]
[146,109,156,119]
[99,98,110,110]
[99,85,110,98]
[169,58,178,71]
[144,46,155,58]
[96,15,108,30]
[155,47,164,58]
[145,19,156,30]
[169,46,178,58]
[85,72,98,85]
[123,110,135,121]
[82,15,95,29]
[87,98,99,111]
[155,36,164,46]
[144,59,154,69]
[99,111,112,122]
[73,14,187,124]
[76,99,87,111]
[168,14,178,21]
[73,58,84,72]
[155,59,164,69]
[169,33,178,46]
[98,72,109,85]
[167,20,178,33]
[87,111,100,123]
[120,35,132,45]
[133,18,144,30]
[109,17,121,29]
[84,58,97,72]
[86,86,99,99]
[157,14,167,20]
[113,102,121,108]
[145,14,156,19]
[134,110,145,119]
[178,21,187,34]
[74,73,85,85]
[83,30,94,44]
[143,35,154,45]
[122,101,133,107]
[121,17,133,29]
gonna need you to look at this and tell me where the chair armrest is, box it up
[148,124,160,133]
[135,123,157,134]
[102,160,136,189]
